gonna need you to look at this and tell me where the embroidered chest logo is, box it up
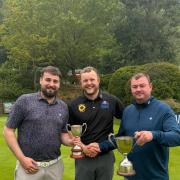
[100,101,109,109]
[78,104,86,112]
[149,117,153,121]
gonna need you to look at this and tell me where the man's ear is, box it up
[39,77,43,85]
[150,83,153,90]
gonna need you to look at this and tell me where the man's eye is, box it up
[139,84,147,88]
[45,78,51,82]
[53,80,59,83]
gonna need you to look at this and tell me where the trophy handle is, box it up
[66,124,72,134]
[108,133,116,147]
[131,138,137,152]
[81,123,87,135]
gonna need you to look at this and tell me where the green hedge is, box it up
[100,74,112,90]
[108,62,180,108]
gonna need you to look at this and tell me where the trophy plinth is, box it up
[117,153,135,176]
[66,123,87,159]
[70,145,84,158]
[109,134,136,177]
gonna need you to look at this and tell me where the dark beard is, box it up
[41,88,57,98]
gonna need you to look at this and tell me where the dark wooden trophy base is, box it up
[70,147,85,159]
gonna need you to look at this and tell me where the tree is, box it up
[0,0,123,78]
[112,0,179,66]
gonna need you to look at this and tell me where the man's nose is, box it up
[136,86,141,91]
[49,81,55,86]
[86,80,92,85]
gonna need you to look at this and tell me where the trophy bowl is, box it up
[109,134,136,176]
[66,123,87,159]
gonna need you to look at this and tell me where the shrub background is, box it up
[106,62,180,111]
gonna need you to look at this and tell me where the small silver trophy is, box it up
[109,134,136,176]
[66,123,87,159]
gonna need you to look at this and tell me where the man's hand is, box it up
[19,156,39,174]
[134,131,153,146]
[83,143,101,157]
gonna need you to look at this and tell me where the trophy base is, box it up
[70,147,85,159]
[70,154,85,159]
[117,170,135,177]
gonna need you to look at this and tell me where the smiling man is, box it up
[3,66,76,180]
[93,72,180,180]
[68,66,124,180]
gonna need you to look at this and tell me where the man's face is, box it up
[40,72,60,98]
[131,76,152,104]
[80,70,100,97]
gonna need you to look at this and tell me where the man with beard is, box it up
[68,66,124,180]
[3,66,77,180]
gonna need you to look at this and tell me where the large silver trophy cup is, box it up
[109,134,135,176]
[66,123,87,159]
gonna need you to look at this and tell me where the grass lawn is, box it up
[0,115,180,180]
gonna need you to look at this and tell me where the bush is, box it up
[108,62,180,105]
[100,74,112,90]
[162,99,180,112]
[108,65,138,104]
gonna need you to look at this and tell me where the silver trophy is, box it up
[66,123,87,159]
[109,134,136,176]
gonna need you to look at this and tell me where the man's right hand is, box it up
[20,156,39,174]
[84,143,101,157]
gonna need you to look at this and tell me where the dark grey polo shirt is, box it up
[6,92,68,161]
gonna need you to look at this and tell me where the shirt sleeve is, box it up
[113,96,124,119]
[152,107,180,147]
[6,95,26,129]
[68,102,76,125]
[99,135,117,153]
[61,103,69,133]
[99,109,126,153]
[117,110,126,136]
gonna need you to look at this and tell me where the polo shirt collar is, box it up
[82,90,103,101]
[133,96,154,107]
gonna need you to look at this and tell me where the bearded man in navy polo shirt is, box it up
[3,66,77,180]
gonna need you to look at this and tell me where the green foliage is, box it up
[109,62,180,105]
[162,99,180,112]
[0,0,122,75]
[0,0,179,76]
[100,74,112,90]
[112,0,179,66]
[108,65,137,104]
[0,64,33,101]
[0,46,7,64]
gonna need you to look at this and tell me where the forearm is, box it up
[99,139,116,153]
[3,126,25,161]
[152,129,180,146]
[152,113,180,147]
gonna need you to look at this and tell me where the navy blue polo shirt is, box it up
[6,92,68,161]
[100,97,180,180]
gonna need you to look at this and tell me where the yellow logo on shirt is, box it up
[78,104,86,112]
